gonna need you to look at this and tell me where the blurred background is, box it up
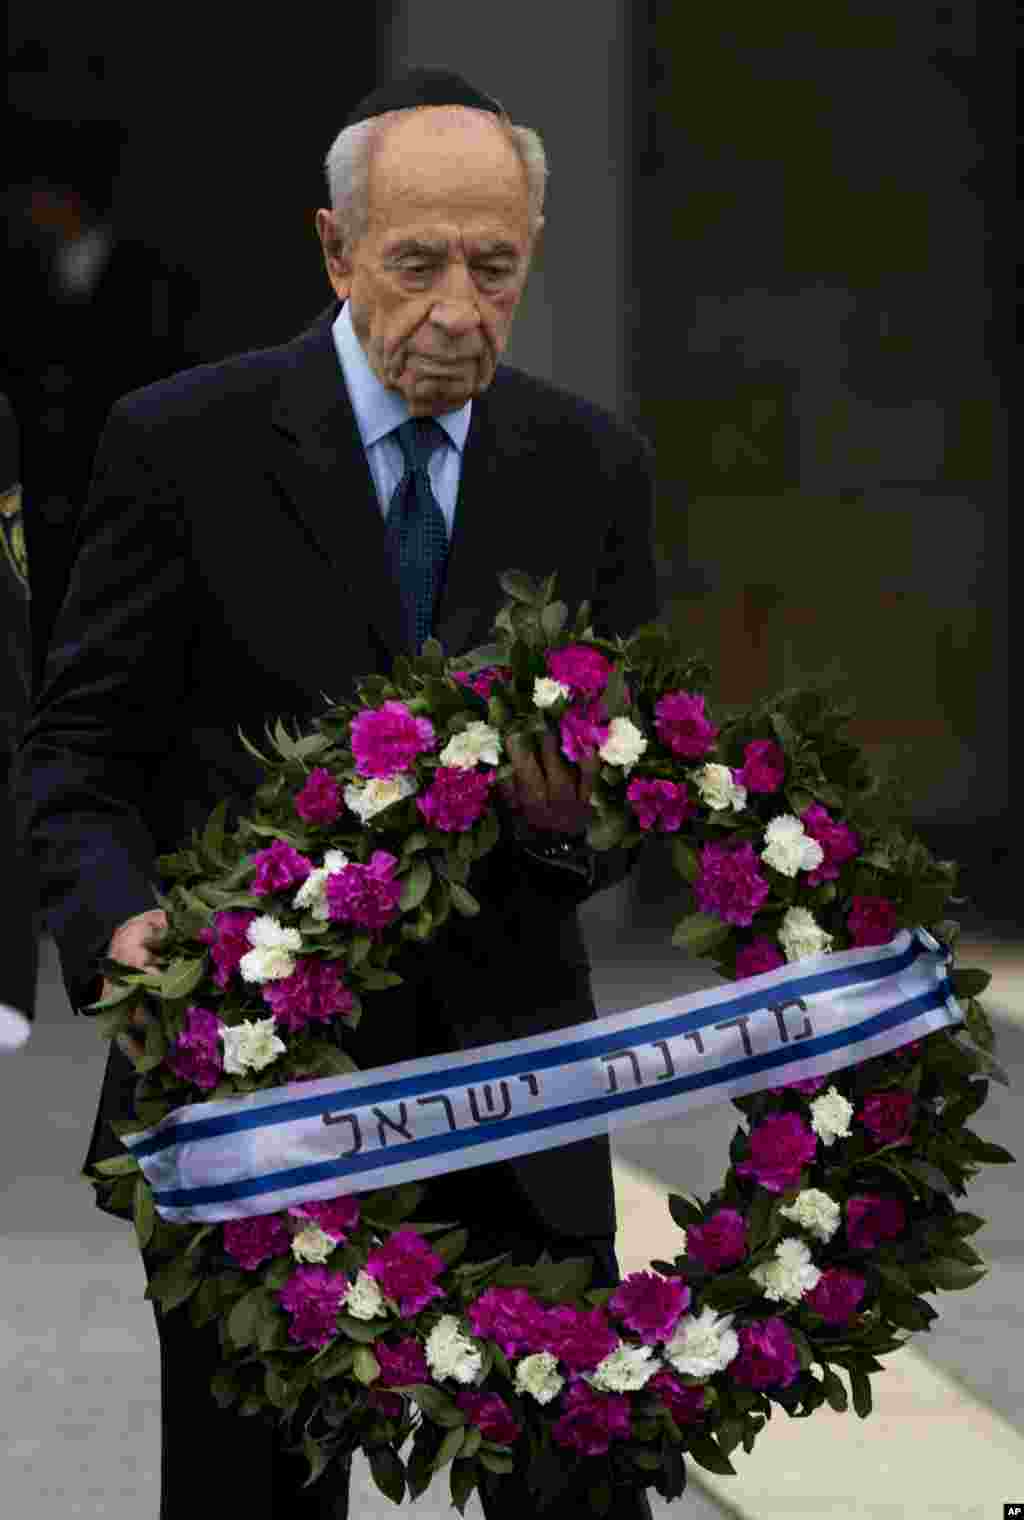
[3,4,1018,1517]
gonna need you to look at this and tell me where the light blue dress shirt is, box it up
[331,301,472,540]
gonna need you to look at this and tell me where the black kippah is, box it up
[343,67,506,128]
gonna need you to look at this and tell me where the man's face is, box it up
[316,108,540,415]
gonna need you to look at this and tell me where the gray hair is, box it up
[324,106,548,250]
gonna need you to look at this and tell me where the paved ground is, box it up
[3,917,1021,1518]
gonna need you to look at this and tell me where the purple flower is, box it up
[608,1271,690,1344]
[734,1111,819,1194]
[728,1318,801,1391]
[278,1264,349,1349]
[375,1337,430,1388]
[452,666,513,700]
[737,739,786,793]
[542,1305,618,1374]
[326,851,403,931]
[166,1005,224,1092]
[684,1208,748,1272]
[648,1368,709,1426]
[455,1390,522,1446]
[261,956,354,1033]
[365,1230,445,1317]
[626,777,694,833]
[466,1287,548,1357]
[350,701,436,779]
[805,1266,867,1326]
[766,1074,828,1097]
[551,1381,632,1456]
[846,1193,906,1250]
[847,895,900,947]
[559,697,611,764]
[801,804,861,886]
[654,690,718,759]
[223,1211,293,1271]
[249,838,314,897]
[287,1195,361,1242]
[199,910,258,989]
[859,1089,916,1149]
[294,767,342,826]
[734,937,786,980]
[416,766,493,832]
[546,644,614,698]
[693,840,771,927]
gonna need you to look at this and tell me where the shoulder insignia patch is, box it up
[1,484,30,593]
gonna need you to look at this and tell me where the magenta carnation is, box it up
[199,909,258,989]
[249,837,313,896]
[223,1211,293,1272]
[608,1271,690,1344]
[455,1390,522,1446]
[804,1266,867,1326]
[859,1090,915,1148]
[735,937,786,979]
[766,1073,828,1097]
[326,851,403,931]
[684,1208,748,1272]
[294,766,342,826]
[287,1195,361,1242]
[261,956,355,1032]
[542,1305,618,1374]
[729,1317,801,1390]
[466,1287,548,1357]
[845,1193,907,1250]
[626,777,694,833]
[365,1230,445,1316]
[734,1111,819,1194]
[452,665,512,700]
[166,1004,224,1091]
[693,840,771,927]
[546,644,614,698]
[801,804,861,886]
[551,1381,632,1456]
[654,690,718,759]
[278,1264,348,1349]
[416,766,493,832]
[375,1337,430,1388]
[560,697,611,764]
[350,701,436,778]
[648,1368,708,1426]
[847,895,900,947]
[737,739,786,793]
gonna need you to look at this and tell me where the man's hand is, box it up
[102,909,168,1062]
[499,730,599,836]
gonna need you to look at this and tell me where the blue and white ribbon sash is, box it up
[126,928,962,1223]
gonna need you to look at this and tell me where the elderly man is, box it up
[13,70,658,1518]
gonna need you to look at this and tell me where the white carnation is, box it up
[750,1236,822,1305]
[425,1315,484,1385]
[761,815,825,877]
[533,677,571,709]
[291,1223,338,1264]
[664,1306,740,1379]
[587,1342,660,1393]
[239,916,303,983]
[779,1188,842,1244]
[293,849,349,919]
[440,721,503,769]
[694,762,747,813]
[514,1351,565,1405]
[809,1085,855,1146]
[778,906,834,963]
[344,774,418,824]
[343,1270,386,1320]
[599,716,649,772]
[220,1017,287,1075]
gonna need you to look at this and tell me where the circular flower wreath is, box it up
[89,571,1014,1515]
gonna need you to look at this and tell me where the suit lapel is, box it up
[268,306,408,658]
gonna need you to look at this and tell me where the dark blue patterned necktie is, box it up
[384,417,450,654]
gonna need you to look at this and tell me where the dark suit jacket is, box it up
[11,304,660,1231]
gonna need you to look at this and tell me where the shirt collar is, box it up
[331,300,472,454]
